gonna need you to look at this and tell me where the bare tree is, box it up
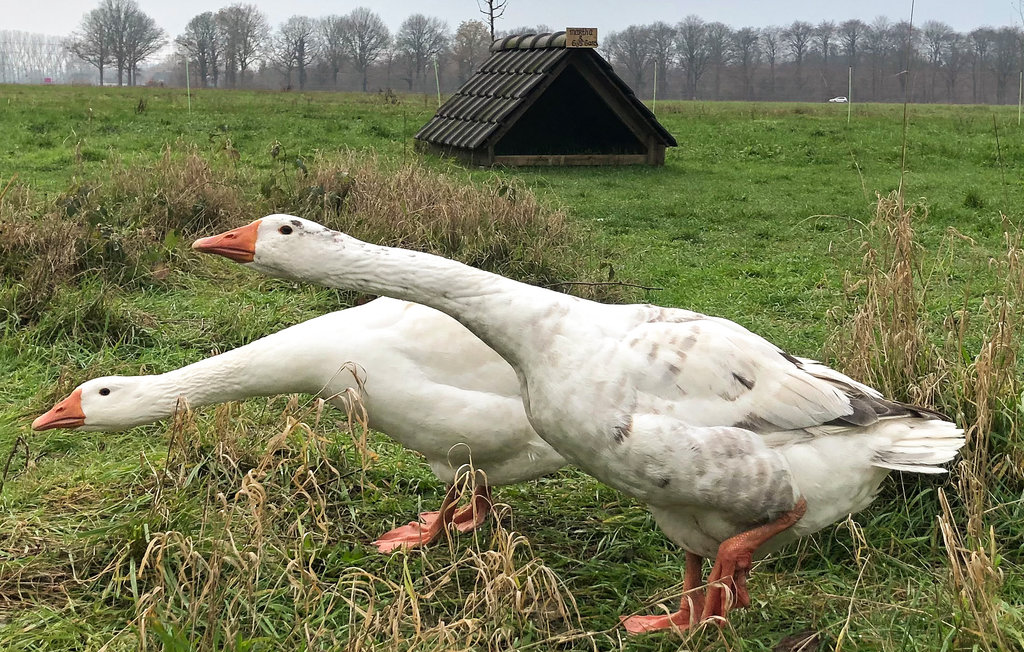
[864,17,891,99]
[784,20,813,92]
[969,28,994,103]
[100,0,132,83]
[67,7,112,84]
[814,21,836,65]
[732,27,761,99]
[275,16,319,90]
[991,27,1022,103]
[453,19,490,85]
[942,34,970,101]
[646,22,676,99]
[675,15,710,99]
[340,8,391,92]
[319,15,346,87]
[87,0,164,86]
[216,3,268,88]
[477,0,508,40]
[395,14,449,91]
[177,12,220,87]
[890,21,918,97]
[761,26,782,96]
[921,21,953,101]
[124,9,165,85]
[606,25,653,94]
[814,20,836,93]
[705,22,732,99]
[839,19,865,68]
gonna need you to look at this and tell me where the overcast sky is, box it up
[5,1,1022,42]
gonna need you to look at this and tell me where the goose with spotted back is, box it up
[193,215,964,634]
[33,297,566,552]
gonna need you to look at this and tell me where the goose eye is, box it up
[99,388,111,396]
[279,225,293,235]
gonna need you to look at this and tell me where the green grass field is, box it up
[1,85,1022,651]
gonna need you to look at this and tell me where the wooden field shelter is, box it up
[414,31,677,167]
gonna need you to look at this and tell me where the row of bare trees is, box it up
[57,0,498,92]
[65,0,165,86]
[41,2,1024,102]
[175,4,268,89]
[172,5,483,93]
[604,16,1024,104]
[0,31,88,83]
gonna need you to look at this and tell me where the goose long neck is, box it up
[307,236,576,367]
[149,329,321,414]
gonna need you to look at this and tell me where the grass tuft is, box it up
[828,189,1024,651]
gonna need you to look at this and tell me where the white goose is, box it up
[32,297,566,553]
[193,215,964,634]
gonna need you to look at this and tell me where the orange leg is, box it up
[372,483,462,553]
[452,485,493,533]
[621,551,707,634]
[701,498,808,623]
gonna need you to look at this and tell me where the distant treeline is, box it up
[2,1,1022,105]
[603,16,1024,104]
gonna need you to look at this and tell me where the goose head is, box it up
[192,215,340,281]
[33,376,175,432]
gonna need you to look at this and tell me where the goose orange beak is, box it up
[192,220,261,263]
[33,388,86,431]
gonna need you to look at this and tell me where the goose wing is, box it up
[626,313,933,433]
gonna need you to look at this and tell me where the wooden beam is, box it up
[493,154,649,166]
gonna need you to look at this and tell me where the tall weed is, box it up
[827,190,1024,650]
[125,404,587,651]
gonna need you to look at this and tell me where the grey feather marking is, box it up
[613,416,633,443]
[645,306,703,324]
[678,333,698,352]
[732,372,755,390]
[826,390,951,428]
[784,354,953,427]
[734,414,774,431]
[647,342,660,362]
[780,350,803,366]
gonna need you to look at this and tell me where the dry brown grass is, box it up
[280,150,602,293]
[938,489,1008,652]
[1,145,617,329]
[828,190,1024,651]
[827,191,937,405]
[0,186,87,323]
[118,401,591,652]
[100,143,254,238]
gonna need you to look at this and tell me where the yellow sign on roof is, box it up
[566,28,598,48]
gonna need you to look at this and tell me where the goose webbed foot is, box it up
[372,511,446,553]
[620,590,707,634]
[623,498,807,635]
[621,551,706,634]
[452,485,493,533]
[372,483,462,553]
[702,497,808,622]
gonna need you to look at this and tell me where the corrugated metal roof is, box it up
[414,32,676,151]
[491,32,566,52]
